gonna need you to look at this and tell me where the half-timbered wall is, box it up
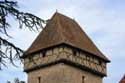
[24,46,106,75]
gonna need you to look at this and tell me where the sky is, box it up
[0,0,125,83]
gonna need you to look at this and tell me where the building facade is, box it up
[21,12,110,83]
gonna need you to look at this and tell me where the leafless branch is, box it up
[0,0,45,35]
[0,36,24,69]
[0,0,46,69]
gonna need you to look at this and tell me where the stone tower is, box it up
[21,12,110,83]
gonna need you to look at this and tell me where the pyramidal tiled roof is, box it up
[24,12,110,62]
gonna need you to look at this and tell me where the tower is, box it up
[21,12,110,83]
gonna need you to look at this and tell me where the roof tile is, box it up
[25,12,110,62]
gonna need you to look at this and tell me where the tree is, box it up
[14,78,19,83]
[6,77,26,83]
[0,0,46,69]
[7,81,11,83]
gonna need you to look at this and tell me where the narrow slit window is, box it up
[82,76,85,83]
[38,76,41,83]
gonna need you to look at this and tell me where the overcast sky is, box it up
[0,0,125,83]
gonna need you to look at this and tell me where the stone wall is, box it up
[24,46,106,75]
[28,63,102,83]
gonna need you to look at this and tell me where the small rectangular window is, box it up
[82,76,85,83]
[99,60,102,65]
[72,49,77,56]
[42,50,46,57]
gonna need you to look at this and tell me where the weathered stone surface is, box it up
[28,63,102,83]
[23,12,110,83]
[24,47,106,75]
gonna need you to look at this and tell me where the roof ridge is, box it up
[55,13,66,42]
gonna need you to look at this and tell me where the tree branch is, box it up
[0,0,46,35]
[0,0,46,69]
[0,34,24,69]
